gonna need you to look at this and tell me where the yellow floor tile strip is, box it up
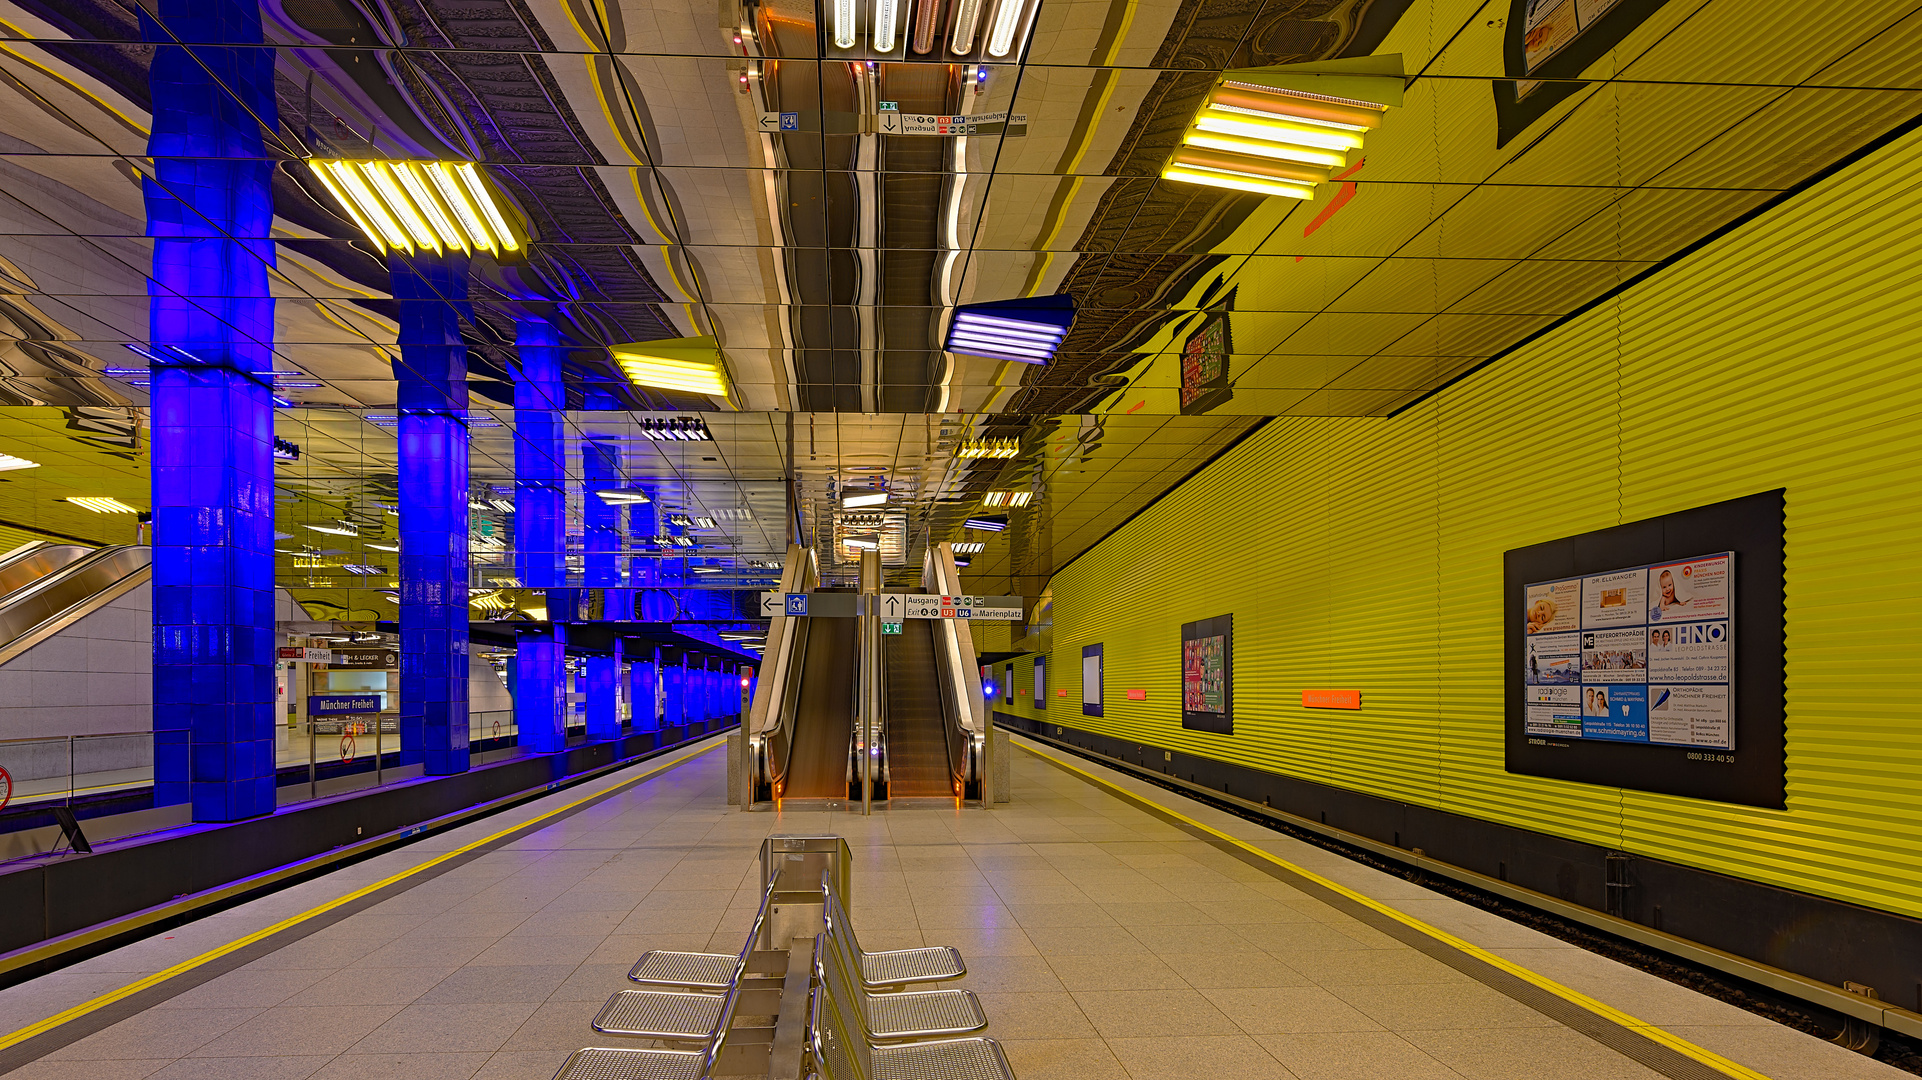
[0,738,725,1054]
[1015,736,1774,1080]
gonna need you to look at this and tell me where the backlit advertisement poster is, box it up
[1180,615,1233,734]
[1521,551,1735,749]
[1179,308,1233,416]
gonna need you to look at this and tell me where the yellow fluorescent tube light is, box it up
[1181,131,1345,168]
[66,496,141,514]
[307,159,523,257]
[1161,166,1315,200]
[1195,110,1364,151]
[615,353,729,396]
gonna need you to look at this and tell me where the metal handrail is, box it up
[922,542,992,803]
[746,544,816,801]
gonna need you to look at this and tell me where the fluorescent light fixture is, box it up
[833,0,856,47]
[951,542,985,554]
[982,490,1031,507]
[638,417,712,441]
[615,354,727,396]
[307,159,524,257]
[341,564,384,575]
[595,488,651,505]
[668,513,719,530]
[948,0,984,52]
[655,534,696,548]
[305,522,359,536]
[957,438,1019,459]
[845,534,881,550]
[873,0,903,51]
[945,295,1074,364]
[66,496,140,514]
[690,566,724,575]
[0,453,41,472]
[984,0,1036,58]
[366,543,400,552]
[1163,70,1392,200]
[715,507,755,521]
[911,0,941,51]
[488,498,514,513]
[964,514,1008,532]
[842,489,889,508]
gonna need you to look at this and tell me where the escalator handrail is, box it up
[0,545,152,667]
[0,541,93,604]
[924,543,991,796]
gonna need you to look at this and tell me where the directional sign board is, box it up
[884,594,1024,621]
[759,592,860,619]
[882,621,903,635]
[784,593,809,616]
[873,111,1026,137]
[758,111,801,132]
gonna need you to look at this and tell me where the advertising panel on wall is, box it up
[1505,490,1785,808]
[1082,643,1102,717]
[1181,615,1233,734]
[1034,656,1046,710]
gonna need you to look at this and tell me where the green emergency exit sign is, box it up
[882,621,903,635]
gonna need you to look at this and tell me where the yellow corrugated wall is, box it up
[1014,125,1922,920]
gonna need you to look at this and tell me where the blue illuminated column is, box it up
[630,645,659,733]
[513,318,567,753]
[662,650,684,731]
[393,256,471,776]
[586,640,621,741]
[145,0,278,821]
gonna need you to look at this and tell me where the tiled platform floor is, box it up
[0,733,1901,1080]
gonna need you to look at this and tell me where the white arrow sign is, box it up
[759,592,784,615]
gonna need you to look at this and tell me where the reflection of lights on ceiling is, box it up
[595,489,651,505]
[305,521,359,536]
[714,507,755,521]
[984,0,1037,57]
[669,513,717,530]
[341,564,384,575]
[615,352,728,396]
[1164,75,1390,200]
[307,159,523,257]
[870,0,899,51]
[638,417,712,441]
[842,489,889,509]
[953,556,970,567]
[981,491,1031,508]
[964,514,1008,532]
[0,453,41,472]
[67,496,142,514]
[845,534,881,550]
[655,535,696,548]
[690,566,724,575]
[945,295,1074,364]
[950,542,985,554]
[957,438,1018,459]
[469,590,513,611]
[272,437,301,461]
[488,498,515,513]
[367,543,399,552]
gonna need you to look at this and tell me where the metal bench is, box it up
[554,969,751,1080]
[820,890,987,1042]
[823,874,966,989]
[627,879,778,993]
[810,933,1014,1080]
[599,879,780,1044]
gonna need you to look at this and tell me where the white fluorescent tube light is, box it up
[595,489,651,505]
[309,159,523,257]
[984,0,1030,57]
[0,453,40,472]
[367,543,400,552]
[833,0,857,47]
[873,0,903,51]
[842,490,890,508]
[948,0,984,52]
[1195,111,1364,151]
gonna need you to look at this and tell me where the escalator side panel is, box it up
[782,617,857,799]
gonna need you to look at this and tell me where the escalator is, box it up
[0,542,151,666]
[884,619,954,798]
[779,614,857,800]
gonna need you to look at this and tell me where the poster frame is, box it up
[1504,489,1785,808]
[1082,643,1102,718]
[1180,614,1234,735]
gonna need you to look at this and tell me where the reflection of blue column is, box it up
[394,256,471,776]
[630,646,658,732]
[586,640,620,741]
[583,439,630,619]
[513,318,566,753]
[662,652,684,730]
[145,0,277,821]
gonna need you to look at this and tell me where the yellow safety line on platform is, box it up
[0,739,725,1054]
[1014,737,1774,1080]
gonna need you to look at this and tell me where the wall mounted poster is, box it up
[1082,643,1102,717]
[1504,489,1785,809]
[1523,553,1734,749]
[1181,615,1233,734]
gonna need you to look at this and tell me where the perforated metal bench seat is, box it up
[864,987,987,1041]
[858,946,965,989]
[592,990,726,1042]
[627,950,740,991]
[869,1036,1014,1080]
[551,1046,710,1080]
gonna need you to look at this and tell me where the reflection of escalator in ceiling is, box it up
[1011,0,1414,414]
[877,63,957,413]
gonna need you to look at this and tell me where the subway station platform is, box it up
[0,735,1896,1080]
